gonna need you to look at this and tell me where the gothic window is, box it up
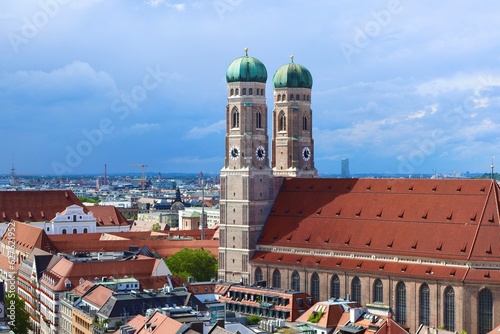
[307,95,310,101]
[331,275,340,299]
[279,112,286,131]
[256,112,262,129]
[232,108,239,128]
[249,88,253,95]
[303,115,308,131]
[296,94,300,100]
[373,279,383,303]
[272,269,281,289]
[282,94,286,100]
[291,270,300,291]
[351,277,361,303]
[290,94,294,100]
[303,94,306,100]
[396,282,406,325]
[444,286,455,331]
[230,89,234,96]
[254,267,263,283]
[478,288,493,334]
[242,88,246,95]
[235,88,239,95]
[419,283,430,326]
[277,95,281,102]
[310,272,320,301]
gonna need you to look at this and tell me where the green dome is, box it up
[226,51,267,83]
[273,58,313,89]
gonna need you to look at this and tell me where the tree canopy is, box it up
[6,293,33,334]
[165,248,217,282]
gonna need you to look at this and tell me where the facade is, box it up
[219,51,500,333]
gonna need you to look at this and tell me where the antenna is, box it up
[491,156,495,180]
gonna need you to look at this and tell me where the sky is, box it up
[2,1,500,176]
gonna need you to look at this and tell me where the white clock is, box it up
[302,147,311,161]
[255,146,265,161]
[230,146,240,160]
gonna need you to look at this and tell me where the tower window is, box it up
[277,95,281,102]
[303,115,308,131]
[235,88,239,95]
[242,88,246,95]
[303,94,306,100]
[249,88,253,95]
[232,108,239,128]
[282,94,286,101]
[256,112,262,129]
[290,94,294,100]
[307,95,310,101]
[279,112,286,131]
[296,94,300,100]
[230,89,234,96]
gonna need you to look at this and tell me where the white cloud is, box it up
[123,123,161,135]
[145,0,186,11]
[185,120,225,139]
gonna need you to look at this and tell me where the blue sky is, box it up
[2,1,500,176]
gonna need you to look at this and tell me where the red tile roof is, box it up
[82,285,114,308]
[88,206,130,227]
[254,178,500,283]
[1,221,55,254]
[0,190,84,223]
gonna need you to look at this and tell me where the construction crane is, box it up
[130,164,148,190]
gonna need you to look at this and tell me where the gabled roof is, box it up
[256,178,500,263]
[0,190,84,223]
[82,285,114,309]
[296,299,359,329]
[1,221,55,253]
[135,311,188,334]
[88,205,130,227]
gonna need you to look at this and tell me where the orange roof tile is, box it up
[1,221,55,254]
[82,285,114,308]
[88,206,130,227]
[255,179,500,273]
[0,190,84,223]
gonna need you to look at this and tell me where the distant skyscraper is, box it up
[341,158,349,178]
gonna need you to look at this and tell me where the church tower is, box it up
[218,49,275,284]
[272,56,317,178]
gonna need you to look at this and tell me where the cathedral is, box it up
[218,50,500,333]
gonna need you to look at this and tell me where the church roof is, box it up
[88,205,130,227]
[254,178,500,282]
[0,190,85,223]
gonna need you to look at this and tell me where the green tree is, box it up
[165,248,217,282]
[77,196,100,204]
[151,223,161,231]
[5,293,33,334]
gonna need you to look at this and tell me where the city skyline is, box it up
[2,1,500,176]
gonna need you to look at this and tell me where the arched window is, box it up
[419,283,430,326]
[296,94,300,100]
[256,112,262,129]
[279,112,286,131]
[242,88,246,95]
[290,94,294,100]
[396,282,406,325]
[62,229,67,234]
[282,94,286,101]
[307,95,310,101]
[291,271,300,291]
[303,94,306,100]
[310,272,320,301]
[373,279,383,303]
[277,95,281,102]
[235,88,239,95]
[72,228,77,234]
[331,275,340,299]
[232,108,239,128]
[230,89,234,96]
[302,115,308,131]
[478,288,493,334]
[83,228,88,233]
[444,286,455,331]
[254,267,263,283]
[249,88,253,95]
[272,269,281,289]
[351,277,361,303]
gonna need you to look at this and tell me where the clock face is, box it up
[230,146,240,160]
[255,146,265,161]
[302,147,311,161]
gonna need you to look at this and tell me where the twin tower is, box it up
[218,49,317,283]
